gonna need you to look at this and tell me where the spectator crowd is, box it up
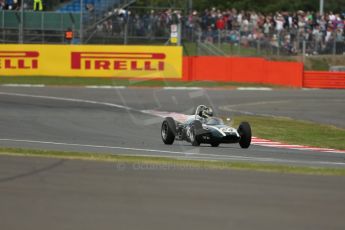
[186,8,345,54]
[103,7,345,55]
[1,1,344,54]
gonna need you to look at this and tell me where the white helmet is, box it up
[200,107,213,118]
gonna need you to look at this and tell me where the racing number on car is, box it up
[186,126,192,140]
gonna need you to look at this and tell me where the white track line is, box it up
[1,85,273,91]
[1,84,45,88]
[0,92,133,111]
[85,86,127,89]
[1,138,345,166]
[163,87,203,90]
[237,87,273,91]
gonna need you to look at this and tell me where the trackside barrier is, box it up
[304,71,345,89]
[0,44,342,89]
[182,56,304,87]
[0,44,183,79]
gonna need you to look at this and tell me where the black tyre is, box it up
[211,142,220,147]
[238,122,252,149]
[161,117,176,145]
[190,120,202,146]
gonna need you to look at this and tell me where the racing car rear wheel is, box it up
[238,122,252,149]
[161,117,176,145]
[190,120,202,146]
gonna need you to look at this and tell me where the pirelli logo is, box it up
[0,51,39,69]
[0,45,181,78]
[71,52,166,71]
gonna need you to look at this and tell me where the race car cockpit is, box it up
[205,117,224,126]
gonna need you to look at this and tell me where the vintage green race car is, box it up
[161,105,252,148]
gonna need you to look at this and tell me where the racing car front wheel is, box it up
[190,120,202,146]
[238,122,252,149]
[161,117,176,145]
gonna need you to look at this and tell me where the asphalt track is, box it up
[1,86,345,230]
[1,155,345,230]
[0,86,344,167]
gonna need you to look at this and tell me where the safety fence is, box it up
[182,56,303,87]
[304,71,345,89]
[0,44,344,89]
[187,28,345,57]
[182,56,345,88]
[1,9,344,58]
[0,11,81,44]
[0,0,135,44]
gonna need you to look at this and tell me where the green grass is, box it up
[0,76,276,88]
[1,147,345,176]
[308,58,330,71]
[232,115,345,150]
[183,42,345,72]
[183,42,258,56]
[183,42,198,56]
[215,43,258,56]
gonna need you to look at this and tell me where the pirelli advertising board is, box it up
[0,45,182,78]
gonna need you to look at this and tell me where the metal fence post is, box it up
[61,13,64,43]
[257,39,261,56]
[296,31,300,54]
[19,1,24,43]
[197,32,201,55]
[302,40,306,63]
[277,33,280,56]
[1,11,4,43]
[80,0,83,44]
[332,35,336,56]
[41,12,44,43]
[217,30,221,47]
[238,30,241,55]
[177,23,182,46]
[124,20,128,45]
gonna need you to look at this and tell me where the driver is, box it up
[199,106,214,119]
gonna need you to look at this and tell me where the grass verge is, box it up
[183,42,258,56]
[233,115,345,150]
[0,76,278,88]
[0,147,345,176]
